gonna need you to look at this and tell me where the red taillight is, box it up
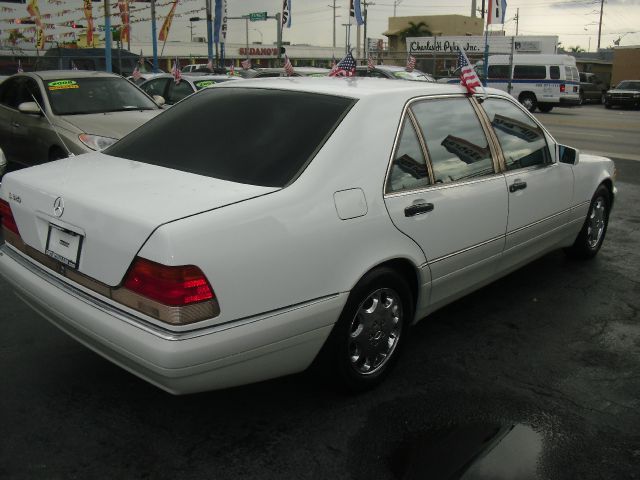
[560,84,566,93]
[0,199,19,235]
[123,257,214,307]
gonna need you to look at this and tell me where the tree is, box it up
[568,45,585,53]
[399,21,432,41]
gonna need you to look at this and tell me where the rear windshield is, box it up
[105,87,355,187]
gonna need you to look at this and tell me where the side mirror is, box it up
[558,144,579,165]
[153,95,166,106]
[18,101,42,115]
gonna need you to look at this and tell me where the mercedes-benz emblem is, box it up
[53,197,64,218]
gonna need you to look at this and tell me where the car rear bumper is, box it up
[0,244,344,394]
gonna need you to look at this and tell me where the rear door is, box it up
[384,96,508,308]
[11,77,50,165]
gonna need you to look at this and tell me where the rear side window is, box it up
[105,88,355,188]
[488,65,510,79]
[387,118,430,193]
[513,65,546,80]
[550,66,560,80]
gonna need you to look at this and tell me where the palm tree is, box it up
[399,21,432,41]
[569,46,586,53]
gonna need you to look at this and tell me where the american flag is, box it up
[229,63,235,76]
[241,58,252,70]
[367,54,375,71]
[171,57,181,84]
[406,55,416,72]
[206,58,213,71]
[284,55,294,76]
[132,65,142,81]
[329,51,356,77]
[17,59,23,73]
[457,49,483,95]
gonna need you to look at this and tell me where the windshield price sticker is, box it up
[48,80,79,91]
[195,80,215,88]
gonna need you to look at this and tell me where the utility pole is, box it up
[515,8,519,36]
[104,0,112,72]
[363,1,374,59]
[150,0,158,72]
[206,0,214,64]
[597,0,604,50]
[328,0,337,48]
[481,0,485,19]
[471,0,476,18]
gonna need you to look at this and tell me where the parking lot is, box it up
[1,103,639,479]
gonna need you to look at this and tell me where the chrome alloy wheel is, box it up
[348,288,402,375]
[587,196,607,249]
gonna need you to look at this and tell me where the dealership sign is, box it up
[407,35,558,55]
[238,47,279,56]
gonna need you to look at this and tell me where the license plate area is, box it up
[45,224,83,269]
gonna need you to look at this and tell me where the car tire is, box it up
[49,147,68,162]
[600,93,606,104]
[565,185,611,260]
[538,104,554,113]
[519,93,537,112]
[318,267,413,392]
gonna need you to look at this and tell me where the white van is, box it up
[478,54,581,112]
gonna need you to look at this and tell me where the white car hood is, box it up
[3,152,279,285]
[60,110,162,139]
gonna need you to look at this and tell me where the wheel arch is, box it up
[600,178,615,210]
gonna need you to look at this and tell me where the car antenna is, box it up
[29,93,75,158]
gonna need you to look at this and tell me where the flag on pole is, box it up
[118,0,130,44]
[367,54,375,71]
[241,58,252,70]
[83,0,94,45]
[406,55,416,72]
[229,63,235,76]
[17,59,23,73]
[329,51,356,77]
[284,55,294,76]
[171,57,181,84]
[26,0,43,29]
[487,0,507,24]
[281,0,291,29]
[159,0,178,41]
[457,49,484,95]
[350,0,364,26]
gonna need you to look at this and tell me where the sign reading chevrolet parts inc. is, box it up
[407,35,558,56]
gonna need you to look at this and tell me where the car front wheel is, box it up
[565,185,611,259]
[319,267,413,392]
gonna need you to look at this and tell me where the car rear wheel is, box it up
[565,185,610,259]
[519,93,537,112]
[319,267,413,392]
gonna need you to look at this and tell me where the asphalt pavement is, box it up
[1,103,639,479]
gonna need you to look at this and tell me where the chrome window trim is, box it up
[1,244,340,342]
[384,172,506,199]
[383,94,500,197]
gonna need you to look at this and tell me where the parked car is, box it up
[138,73,240,105]
[355,65,435,82]
[604,80,640,109]
[0,71,163,169]
[0,78,615,394]
[579,72,608,104]
[38,48,159,77]
[245,67,331,78]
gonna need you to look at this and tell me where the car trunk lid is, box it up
[2,152,278,285]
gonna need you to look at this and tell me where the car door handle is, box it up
[404,202,434,217]
[509,180,527,193]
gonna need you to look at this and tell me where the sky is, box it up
[1,0,639,52]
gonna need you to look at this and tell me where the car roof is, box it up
[215,76,506,99]
[25,70,123,81]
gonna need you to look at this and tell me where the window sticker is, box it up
[194,80,215,88]
[48,80,79,91]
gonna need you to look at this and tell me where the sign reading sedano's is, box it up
[407,35,558,56]
[239,47,279,56]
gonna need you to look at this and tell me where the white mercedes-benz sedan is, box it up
[0,78,615,394]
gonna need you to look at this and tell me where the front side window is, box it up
[482,98,551,171]
[167,81,194,104]
[411,98,494,184]
[140,78,170,97]
[387,117,429,193]
[0,77,23,109]
[105,88,355,188]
